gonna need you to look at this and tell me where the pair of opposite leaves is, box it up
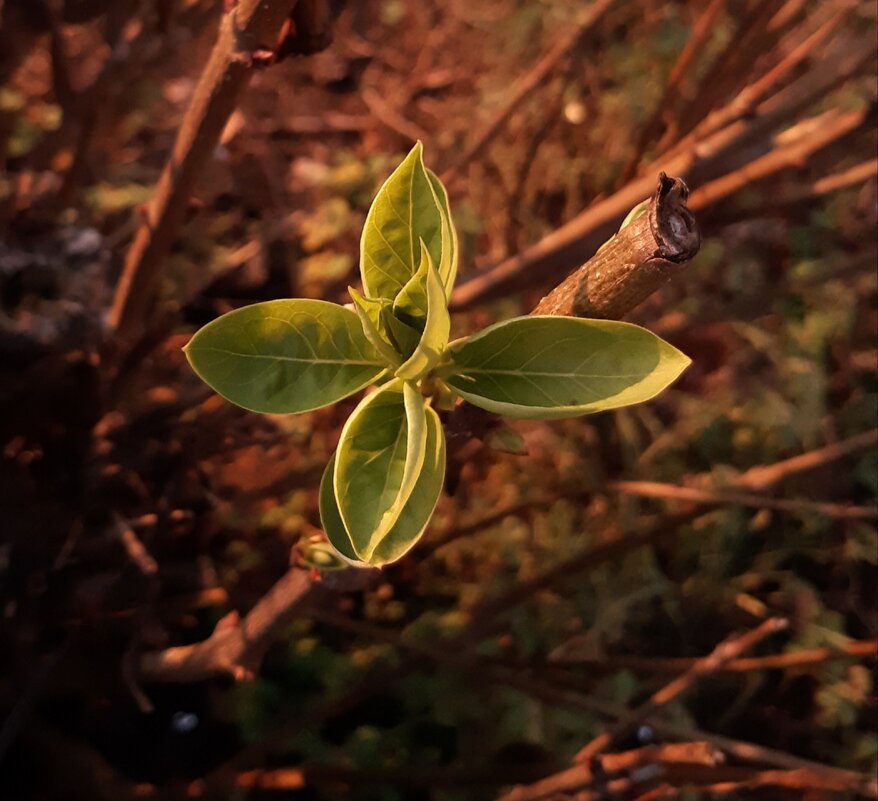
[185,143,691,567]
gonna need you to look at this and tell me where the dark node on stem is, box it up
[531,172,701,319]
[650,172,701,264]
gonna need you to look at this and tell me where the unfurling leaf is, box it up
[426,167,458,294]
[395,243,451,381]
[184,299,385,414]
[321,403,446,567]
[334,380,427,561]
[360,142,455,303]
[349,287,404,367]
[443,316,690,420]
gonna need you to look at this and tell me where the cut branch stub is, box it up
[650,172,701,263]
[532,173,700,319]
[445,173,700,487]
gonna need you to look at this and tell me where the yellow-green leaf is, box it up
[185,299,385,414]
[426,167,458,295]
[395,244,451,381]
[360,142,452,302]
[321,404,445,567]
[369,404,445,565]
[443,316,690,420]
[334,380,428,561]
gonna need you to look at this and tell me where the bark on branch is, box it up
[108,0,335,344]
[532,173,700,318]
[139,567,311,683]
[449,29,874,310]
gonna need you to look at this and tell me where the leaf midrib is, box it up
[457,367,679,379]
[189,345,383,367]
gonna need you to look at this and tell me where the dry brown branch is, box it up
[441,0,617,181]
[726,156,878,222]
[632,766,877,799]
[492,672,878,799]
[361,86,428,143]
[661,3,853,161]
[466,428,877,640]
[616,0,727,186]
[667,0,786,141]
[139,567,311,683]
[497,742,723,801]
[787,157,878,200]
[108,0,303,343]
[227,576,876,800]
[573,618,788,763]
[620,640,878,674]
[534,640,878,674]
[607,480,878,520]
[306,611,876,801]
[112,516,158,576]
[688,107,869,212]
[449,32,875,309]
[734,428,878,492]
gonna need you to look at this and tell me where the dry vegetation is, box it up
[0,1,876,799]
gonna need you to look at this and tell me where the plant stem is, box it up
[108,0,300,343]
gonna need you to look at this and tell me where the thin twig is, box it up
[660,3,854,161]
[449,30,875,309]
[666,0,786,143]
[734,428,878,492]
[689,106,868,212]
[108,0,302,343]
[466,428,878,639]
[497,742,723,801]
[307,610,876,800]
[616,0,727,186]
[140,567,311,682]
[546,639,878,674]
[573,618,788,762]
[112,515,158,576]
[441,0,617,181]
[607,480,878,520]
[632,768,878,800]
[493,672,878,799]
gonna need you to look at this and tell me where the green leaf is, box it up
[382,304,422,357]
[393,250,430,330]
[395,244,451,381]
[319,453,363,565]
[334,380,428,561]
[427,167,458,294]
[320,405,446,567]
[185,299,386,414]
[443,316,690,420]
[348,288,421,361]
[360,142,452,302]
